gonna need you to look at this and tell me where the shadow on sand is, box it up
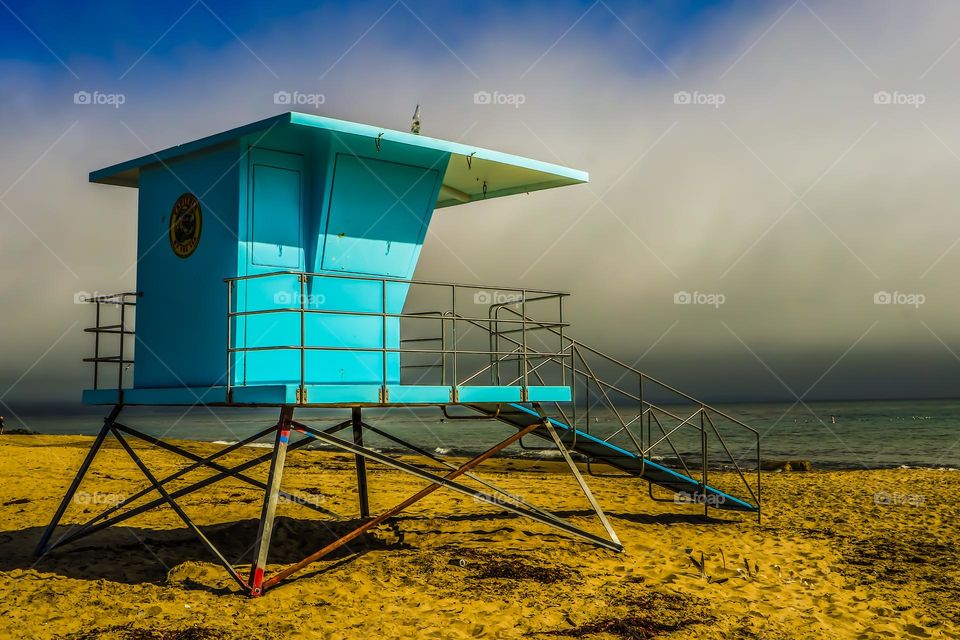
[0,516,402,592]
[0,509,737,593]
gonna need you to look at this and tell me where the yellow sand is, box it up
[0,434,956,639]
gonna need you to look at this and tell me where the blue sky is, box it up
[0,0,743,79]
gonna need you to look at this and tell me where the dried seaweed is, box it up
[540,590,716,639]
[63,625,238,640]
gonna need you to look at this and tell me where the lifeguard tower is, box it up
[37,112,760,596]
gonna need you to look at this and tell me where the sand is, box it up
[0,433,957,639]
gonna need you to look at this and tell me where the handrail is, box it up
[493,306,758,434]
[224,271,569,401]
[223,269,570,297]
[80,292,140,392]
[415,309,759,511]
[487,305,760,519]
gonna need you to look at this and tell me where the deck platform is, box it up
[81,384,572,407]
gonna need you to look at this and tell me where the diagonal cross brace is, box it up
[109,425,251,591]
[46,423,281,552]
[260,421,623,592]
[45,417,355,552]
[46,430,318,550]
[264,422,548,589]
[360,421,568,526]
[112,421,342,519]
[295,425,622,552]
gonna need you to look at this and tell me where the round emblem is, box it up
[169,193,202,258]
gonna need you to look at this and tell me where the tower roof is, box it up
[90,112,588,208]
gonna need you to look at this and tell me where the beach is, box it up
[0,434,956,639]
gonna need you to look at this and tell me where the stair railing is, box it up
[488,306,760,519]
[393,303,760,519]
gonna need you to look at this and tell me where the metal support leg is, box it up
[352,407,369,519]
[35,404,121,556]
[541,419,621,548]
[249,406,294,596]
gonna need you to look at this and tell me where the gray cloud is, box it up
[2,0,960,405]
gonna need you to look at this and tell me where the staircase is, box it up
[444,304,762,518]
[467,402,758,513]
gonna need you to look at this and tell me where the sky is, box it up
[2,0,960,409]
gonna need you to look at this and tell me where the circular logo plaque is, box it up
[169,193,202,258]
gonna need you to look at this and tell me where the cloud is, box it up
[2,0,960,403]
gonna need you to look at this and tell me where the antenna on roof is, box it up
[410,104,421,135]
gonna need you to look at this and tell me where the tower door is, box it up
[239,149,305,385]
[250,149,304,269]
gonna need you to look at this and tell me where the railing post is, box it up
[521,289,528,399]
[757,435,762,524]
[93,300,100,390]
[118,299,125,392]
[701,408,708,518]
[645,400,651,475]
[584,373,591,434]
[451,285,458,389]
[300,273,307,403]
[638,375,644,449]
[441,311,447,386]
[493,308,497,385]
[381,279,389,402]
[570,343,577,430]
[639,375,644,474]
[559,296,565,387]
[226,280,233,403]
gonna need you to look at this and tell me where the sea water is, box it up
[6,399,960,470]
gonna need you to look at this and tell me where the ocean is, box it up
[6,399,960,471]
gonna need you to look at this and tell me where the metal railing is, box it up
[79,276,759,515]
[487,305,760,517]
[82,292,139,391]
[224,271,570,402]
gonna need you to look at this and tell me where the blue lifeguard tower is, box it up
[37,113,760,596]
